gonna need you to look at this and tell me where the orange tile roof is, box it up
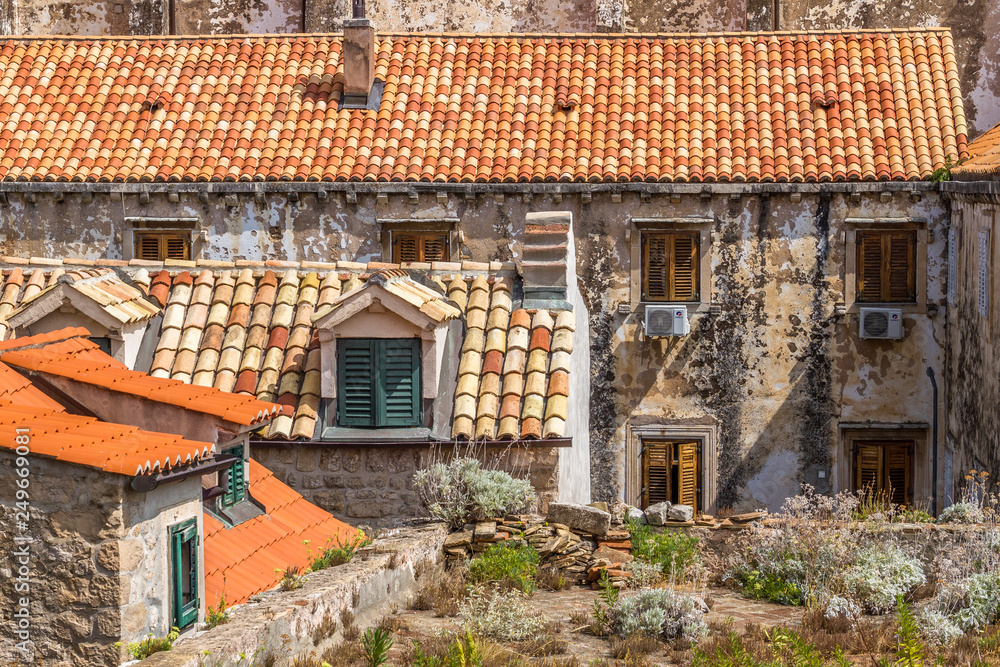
[7,269,159,326]
[0,30,967,183]
[0,268,117,338]
[951,123,1000,180]
[0,329,286,426]
[203,460,356,607]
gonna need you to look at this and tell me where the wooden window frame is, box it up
[640,440,701,512]
[839,426,929,508]
[220,445,246,507]
[855,230,918,304]
[852,440,914,505]
[625,421,718,515]
[630,219,712,312]
[169,518,199,630]
[379,219,458,265]
[640,231,701,302]
[335,338,422,428]
[845,220,928,314]
[391,231,451,264]
[133,230,192,261]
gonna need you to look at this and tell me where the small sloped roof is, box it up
[312,269,463,324]
[203,459,356,607]
[951,123,1000,181]
[0,328,285,426]
[0,30,967,183]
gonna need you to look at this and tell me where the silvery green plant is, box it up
[623,559,664,589]
[937,502,985,524]
[413,457,535,528]
[840,543,925,613]
[606,588,708,641]
[459,586,546,641]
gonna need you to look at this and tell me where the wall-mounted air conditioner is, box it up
[644,305,690,336]
[859,307,903,340]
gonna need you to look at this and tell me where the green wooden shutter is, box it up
[337,340,376,427]
[170,518,199,629]
[221,445,245,506]
[378,339,421,427]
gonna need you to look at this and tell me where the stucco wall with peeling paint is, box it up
[0,185,949,512]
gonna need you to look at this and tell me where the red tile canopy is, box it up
[0,29,968,184]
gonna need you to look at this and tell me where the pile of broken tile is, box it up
[442,501,769,589]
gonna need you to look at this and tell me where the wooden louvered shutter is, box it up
[855,444,883,493]
[222,445,246,506]
[858,233,884,302]
[377,339,421,427]
[672,234,699,301]
[136,234,162,261]
[884,443,912,506]
[643,235,669,301]
[395,235,420,263]
[676,442,699,513]
[886,232,916,302]
[166,235,190,261]
[642,441,671,508]
[337,340,376,427]
[421,234,448,262]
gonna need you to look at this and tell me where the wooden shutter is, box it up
[135,232,191,261]
[222,445,245,506]
[166,235,190,260]
[672,234,699,301]
[393,233,450,263]
[886,232,916,302]
[136,234,162,261]
[643,235,669,301]
[641,441,671,508]
[857,231,916,303]
[378,339,421,427]
[676,442,699,512]
[855,444,883,493]
[884,443,912,506]
[337,340,376,427]
[170,519,199,629]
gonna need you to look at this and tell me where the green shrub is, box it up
[460,586,546,641]
[840,544,925,614]
[116,627,180,660]
[467,542,539,594]
[308,530,371,572]
[605,588,708,641]
[206,596,229,628]
[628,519,700,578]
[362,627,393,667]
[413,458,535,529]
[734,570,805,606]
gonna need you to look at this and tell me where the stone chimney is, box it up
[521,211,574,311]
[342,0,375,108]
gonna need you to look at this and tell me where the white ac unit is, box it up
[859,307,903,340]
[645,305,690,336]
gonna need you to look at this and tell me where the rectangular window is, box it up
[135,231,191,261]
[641,232,700,302]
[853,441,913,506]
[947,225,958,307]
[221,445,246,507]
[391,232,450,264]
[856,230,917,303]
[640,440,700,512]
[169,518,199,629]
[979,229,991,318]
[337,338,421,428]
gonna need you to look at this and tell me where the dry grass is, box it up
[409,562,468,617]
[518,634,568,657]
[378,613,409,634]
[608,635,659,659]
[312,611,338,645]
[536,565,571,592]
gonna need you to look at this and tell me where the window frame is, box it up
[629,218,713,313]
[169,518,199,630]
[133,230,192,262]
[640,440,701,512]
[379,219,459,265]
[390,231,452,264]
[335,338,423,429]
[844,219,928,314]
[640,231,701,303]
[839,426,928,508]
[855,229,918,304]
[220,445,246,507]
[625,422,717,515]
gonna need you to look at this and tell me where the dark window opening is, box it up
[641,440,700,513]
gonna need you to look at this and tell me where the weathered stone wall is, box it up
[943,194,1000,497]
[251,442,562,527]
[0,452,127,667]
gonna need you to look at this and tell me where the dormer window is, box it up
[392,232,450,264]
[337,339,422,427]
[135,231,192,261]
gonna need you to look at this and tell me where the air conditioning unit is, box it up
[645,305,690,336]
[859,308,903,340]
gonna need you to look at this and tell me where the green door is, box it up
[169,518,199,629]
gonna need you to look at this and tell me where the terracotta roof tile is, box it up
[952,123,1000,180]
[203,460,355,607]
[0,31,966,184]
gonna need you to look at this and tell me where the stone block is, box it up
[320,449,342,471]
[592,545,633,564]
[302,475,323,489]
[49,510,106,542]
[667,504,694,522]
[366,450,386,472]
[386,449,415,474]
[296,448,318,472]
[324,475,345,488]
[346,501,395,518]
[347,476,366,489]
[356,490,377,500]
[444,530,473,548]
[588,502,609,512]
[276,448,295,465]
[119,539,143,572]
[311,491,346,513]
[89,575,124,606]
[389,477,404,490]
[56,610,93,641]
[96,542,118,572]
[93,608,121,637]
[547,502,611,536]
[644,502,672,526]
[627,507,647,524]
[343,450,363,473]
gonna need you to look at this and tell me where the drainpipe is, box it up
[926,366,939,515]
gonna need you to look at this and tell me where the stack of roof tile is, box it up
[0,30,967,184]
